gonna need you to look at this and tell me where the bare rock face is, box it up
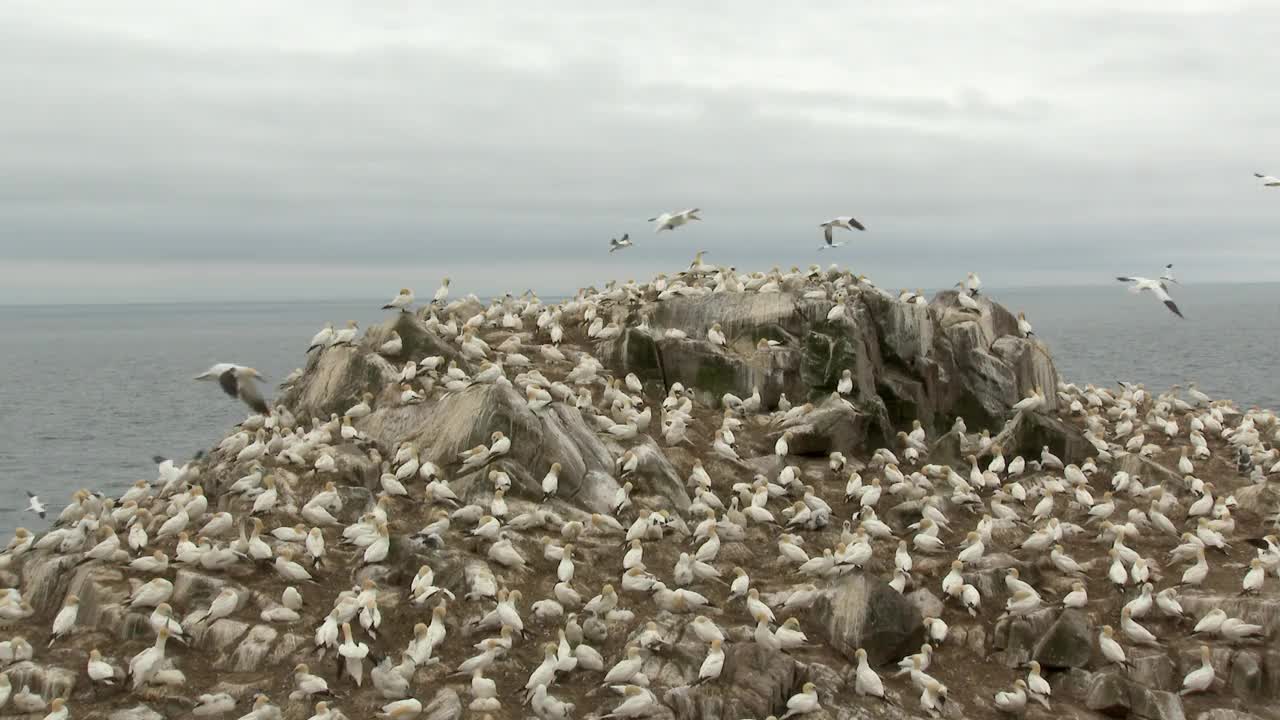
[107,706,164,720]
[995,607,1057,668]
[664,643,799,720]
[421,687,463,720]
[354,380,688,513]
[1086,671,1186,720]
[603,283,1058,440]
[1197,711,1268,720]
[775,394,874,457]
[1033,609,1095,669]
[990,409,1093,464]
[817,574,923,667]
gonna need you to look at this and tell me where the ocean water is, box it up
[1,283,1276,537]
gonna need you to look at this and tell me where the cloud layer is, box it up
[2,2,1278,303]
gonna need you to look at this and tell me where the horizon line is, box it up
[0,278,1275,309]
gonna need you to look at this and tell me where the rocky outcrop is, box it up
[817,574,923,667]
[1033,609,1095,669]
[1086,671,1187,720]
[14,263,1280,720]
[601,281,1058,438]
[664,644,799,720]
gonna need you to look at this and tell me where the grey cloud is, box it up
[1,2,1278,303]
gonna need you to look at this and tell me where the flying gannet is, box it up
[818,216,866,250]
[1254,172,1280,187]
[649,208,701,233]
[1116,269,1183,318]
[203,365,271,415]
[24,492,46,519]
[610,234,633,253]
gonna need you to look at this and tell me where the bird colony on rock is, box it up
[4,257,1280,720]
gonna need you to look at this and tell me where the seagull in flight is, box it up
[610,234,633,253]
[25,491,46,519]
[649,209,701,233]
[1116,268,1183,318]
[201,364,271,415]
[818,217,866,250]
[1254,172,1280,187]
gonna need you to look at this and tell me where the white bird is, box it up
[610,234,633,253]
[781,682,819,719]
[650,208,702,232]
[1254,171,1280,187]
[87,648,116,686]
[48,594,79,646]
[307,324,335,352]
[378,698,422,719]
[696,639,725,683]
[192,692,236,716]
[24,492,47,519]
[432,277,451,304]
[603,646,645,685]
[382,288,414,312]
[985,679,1025,718]
[853,648,886,699]
[1116,271,1183,318]
[1180,645,1215,695]
[208,365,271,415]
[1098,626,1130,670]
[41,698,69,720]
[338,622,369,686]
[818,216,866,249]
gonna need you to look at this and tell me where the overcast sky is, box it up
[1,1,1278,304]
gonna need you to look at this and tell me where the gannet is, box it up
[1017,312,1034,337]
[382,288,414,312]
[696,639,724,683]
[1116,271,1183,318]
[433,277,451,304]
[307,323,336,352]
[818,216,865,250]
[1098,625,1130,670]
[649,208,701,232]
[127,627,169,689]
[1254,172,1280,187]
[48,594,79,646]
[1180,645,1214,695]
[781,682,819,718]
[43,698,69,720]
[206,365,270,415]
[610,234,633,253]
[87,648,116,686]
[24,492,47,519]
[994,680,1028,714]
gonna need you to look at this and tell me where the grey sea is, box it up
[1,283,1277,537]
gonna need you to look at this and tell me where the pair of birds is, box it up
[606,208,703,253]
[608,209,867,252]
[380,280,452,313]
